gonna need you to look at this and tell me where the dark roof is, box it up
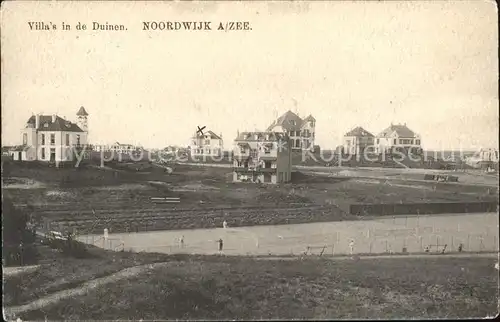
[76,106,89,116]
[377,124,417,138]
[26,115,84,132]
[234,131,289,142]
[193,130,222,140]
[267,111,316,131]
[345,126,374,137]
[266,110,303,131]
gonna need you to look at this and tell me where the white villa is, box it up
[9,107,89,163]
[189,130,223,158]
[266,111,316,151]
[375,123,422,154]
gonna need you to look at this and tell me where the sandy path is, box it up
[3,265,40,278]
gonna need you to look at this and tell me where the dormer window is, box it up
[290,120,296,125]
[44,123,49,128]
[265,134,270,140]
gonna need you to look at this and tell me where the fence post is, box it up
[369,241,372,254]
[467,234,470,251]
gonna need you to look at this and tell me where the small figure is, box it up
[458,243,463,252]
[424,245,430,253]
[179,235,185,248]
[223,220,228,229]
[349,239,355,255]
[218,238,224,254]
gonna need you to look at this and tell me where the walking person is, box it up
[349,239,355,255]
[179,235,185,248]
[223,220,228,229]
[218,238,224,255]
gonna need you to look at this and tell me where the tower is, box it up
[76,106,89,132]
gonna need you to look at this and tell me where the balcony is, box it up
[233,166,276,173]
[258,154,277,160]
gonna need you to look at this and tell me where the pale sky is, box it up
[1,1,498,150]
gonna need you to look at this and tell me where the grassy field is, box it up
[10,254,499,320]
[3,161,497,235]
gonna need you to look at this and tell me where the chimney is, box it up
[52,114,56,123]
[35,114,40,129]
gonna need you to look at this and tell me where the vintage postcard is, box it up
[1,0,499,320]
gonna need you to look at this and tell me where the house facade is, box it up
[189,130,223,158]
[95,142,143,154]
[375,123,422,154]
[232,131,292,184]
[343,126,375,155]
[266,111,316,151]
[9,107,89,163]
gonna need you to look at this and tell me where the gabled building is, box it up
[343,126,375,155]
[189,130,223,158]
[9,107,89,163]
[232,131,292,184]
[266,111,316,151]
[94,142,142,153]
[375,123,421,154]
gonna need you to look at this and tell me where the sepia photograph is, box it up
[1,0,499,320]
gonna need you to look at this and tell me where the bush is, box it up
[2,196,39,266]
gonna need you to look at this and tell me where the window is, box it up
[41,148,46,159]
[76,135,81,146]
[393,139,397,145]
[41,134,45,145]
[295,139,300,148]
[310,121,314,127]
[250,149,258,159]
[204,139,210,145]
[66,134,70,146]
[50,134,55,145]
[207,149,211,154]
[23,133,28,145]
[416,140,420,145]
